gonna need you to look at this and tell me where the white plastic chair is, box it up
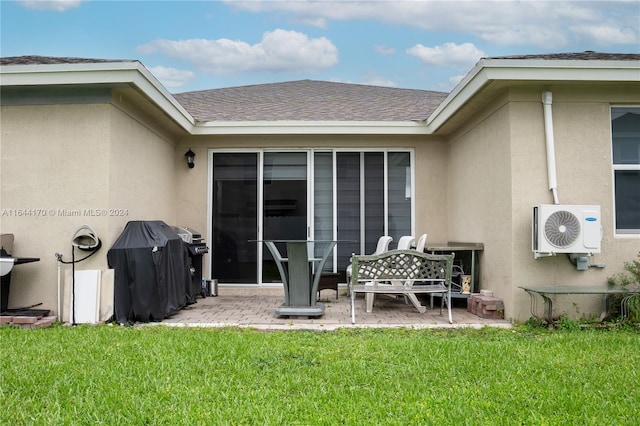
[375,236,394,254]
[346,236,392,288]
[405,233,428,309]
[396,236,415,251]
[365,236,416,312]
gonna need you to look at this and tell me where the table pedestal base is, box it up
[275,303,325,317]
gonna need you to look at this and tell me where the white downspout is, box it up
[541,91,560,204]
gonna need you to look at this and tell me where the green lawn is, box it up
[1,325,638,425]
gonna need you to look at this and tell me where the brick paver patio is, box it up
[161,287,512,330]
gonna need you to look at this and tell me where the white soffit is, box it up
[426,59,640,132]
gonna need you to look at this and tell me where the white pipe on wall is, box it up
[542,91,560,204]
[56,255,62,321]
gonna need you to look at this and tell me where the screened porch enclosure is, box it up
[210,150,413,285]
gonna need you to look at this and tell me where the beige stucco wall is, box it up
[447,93,514,310]
[448,85,640,322]
[107,101,179,236]
[1,104,111,315]
[1,99,180,317]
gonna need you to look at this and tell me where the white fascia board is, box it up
[426,59,640,132]
[0,61,195,131]
[128,64,195,130]
[425,61,486,131]
[191,120,430,135]
[480,60,640,82]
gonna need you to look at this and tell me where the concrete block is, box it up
[468,295,504,319]
[0,316,14,324]
[31,316,57,329]
[12,316,39,324]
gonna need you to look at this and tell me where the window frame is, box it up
[611,106,640,236]
[207,148,415,284]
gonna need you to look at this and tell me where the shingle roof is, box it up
[174,80,448,122]
[485,51,640,61]
[3,52,637,123]
[0,55,136,65]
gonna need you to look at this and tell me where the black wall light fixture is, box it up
[185,148,195,169]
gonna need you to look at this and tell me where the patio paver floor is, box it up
[160,287,512,330]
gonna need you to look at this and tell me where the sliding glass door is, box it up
[211,153,259,283]
[335,151,411,276]
[313,152,335,271]
[262,152,308,283]
[210,149,413,284]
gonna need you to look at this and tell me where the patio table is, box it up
[425,242,483,296]
[519,284,640,326]
[253,240,340,317]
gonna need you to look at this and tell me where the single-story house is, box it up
[1,52,639,322]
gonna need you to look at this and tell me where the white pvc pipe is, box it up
[56,257,61,321]
[542,91,560,204]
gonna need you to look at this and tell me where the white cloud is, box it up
[431,74,467,92]
[363,72,397,87]
[407,42,485,70]
[478,25,569,47]
[328,74,397,88]
[147,66,195,89]
[226,0,640,49]
[570,25,639,46]
[138,29,338,75]
[375,45,396,55]
[298,17,329,29]
[17,0,84,12]
[448,74,466,88]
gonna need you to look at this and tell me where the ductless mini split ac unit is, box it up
[532,204,601,259]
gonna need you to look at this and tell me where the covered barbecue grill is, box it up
[172,226,209,298]
[107,221,193,325]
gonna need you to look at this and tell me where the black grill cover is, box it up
[107,221,193,325]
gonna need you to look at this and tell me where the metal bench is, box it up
[349,250,455,324]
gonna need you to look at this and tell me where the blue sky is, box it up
[1,0,639,93]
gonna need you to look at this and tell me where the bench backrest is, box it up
[350,249,455,285]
